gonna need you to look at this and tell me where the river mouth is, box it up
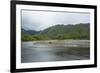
[21,40,90,63]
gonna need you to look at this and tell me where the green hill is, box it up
[22,23,90,41]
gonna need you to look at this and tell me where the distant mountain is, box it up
[21,28,40,35]
[38,23,90,39]
[21,23,90,41]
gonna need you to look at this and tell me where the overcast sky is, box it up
[22,10,90,31]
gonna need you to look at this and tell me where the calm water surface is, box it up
[21,41,90,63]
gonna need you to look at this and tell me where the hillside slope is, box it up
[22,23,90,41]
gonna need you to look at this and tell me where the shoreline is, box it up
[22,40,90,48]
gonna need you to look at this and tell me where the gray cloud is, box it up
[22,10,90,31]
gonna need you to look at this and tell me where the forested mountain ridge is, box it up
[21,28,39,35]
[22,23,90,41]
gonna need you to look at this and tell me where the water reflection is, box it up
[21,41,90,63]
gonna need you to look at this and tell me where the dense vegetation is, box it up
[21,23,90,41]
